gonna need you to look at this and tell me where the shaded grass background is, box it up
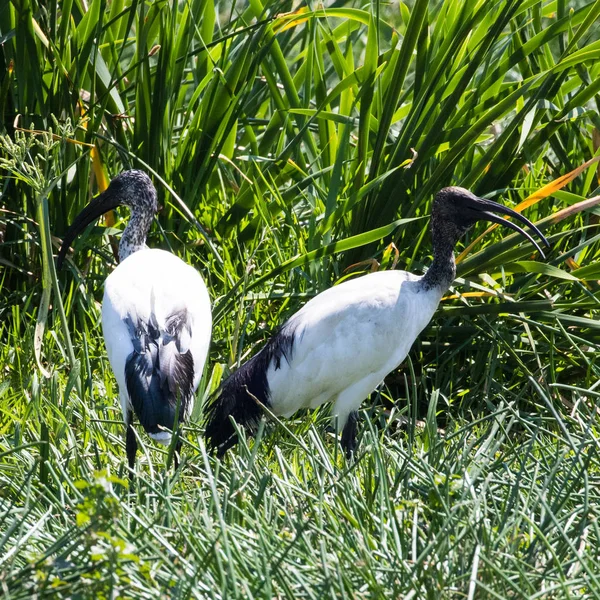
[1,0,600,597]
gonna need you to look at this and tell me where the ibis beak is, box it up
[472,198,550,258]
[57,190,121,269]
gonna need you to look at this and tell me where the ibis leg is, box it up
[126,412,137,479]
[173,439,182,471]
[216,434,240,459]
[340,411,359,459]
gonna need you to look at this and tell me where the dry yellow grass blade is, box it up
[565,257,580,271]
[273,7,310,33]
[78,100,111,225]
[441,291,496,301]
[456,155,600,263]
[91,148,109,194]
[92,149,114,226]
[91,152,117,261]
[343,258,380,273]
[545,193,600,224]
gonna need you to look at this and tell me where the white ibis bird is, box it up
[57,170,212,476]
[205,187,549,458]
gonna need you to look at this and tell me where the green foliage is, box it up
[1,360,599,598]
[1,0,600,597]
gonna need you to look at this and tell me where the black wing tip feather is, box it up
[204,353,267,456]
[125,351,194,436]
[204,323,297,456]
[124,309,195,438]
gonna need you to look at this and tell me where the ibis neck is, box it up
[119,209,152,261]
[420,218,460,292]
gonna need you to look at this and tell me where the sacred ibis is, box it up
[205,187,549,458]
[57,170,211,476]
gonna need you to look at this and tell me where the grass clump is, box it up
[1,366,599,598]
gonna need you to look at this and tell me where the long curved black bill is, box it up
[57,191,120,269]
[481,211,546,258]
[478,199,550,259]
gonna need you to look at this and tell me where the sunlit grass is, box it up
[1,317,599,598]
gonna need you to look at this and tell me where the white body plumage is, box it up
[205,268,445,457]
[267,270,443,426]
[102,248,212,444]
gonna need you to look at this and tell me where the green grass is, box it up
[1,349,599,598]
[2,0,600,597]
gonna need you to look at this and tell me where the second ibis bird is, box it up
[58,170,211,476]
[205,187,549,457]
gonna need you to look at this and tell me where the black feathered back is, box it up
[204,323,296,456]
[124,309,195,437]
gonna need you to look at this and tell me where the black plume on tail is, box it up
[204,325,296,456]
[124,310,194,438]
